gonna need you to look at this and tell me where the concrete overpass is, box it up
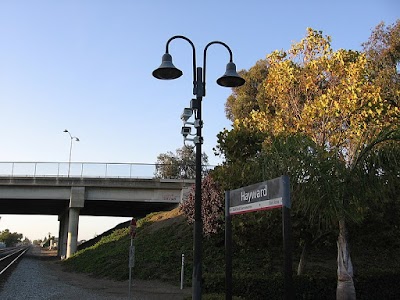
[0,162,196,258]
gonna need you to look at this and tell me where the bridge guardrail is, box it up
[0,162,214,179]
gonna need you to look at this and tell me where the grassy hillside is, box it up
[62,208,400,299]
[62,208,193,282]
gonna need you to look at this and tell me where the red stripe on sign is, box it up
[230,204,283,215]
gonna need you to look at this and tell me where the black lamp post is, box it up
[153,35,245,299]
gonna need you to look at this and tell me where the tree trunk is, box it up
[297,239,309,275]
[336,219,356,300]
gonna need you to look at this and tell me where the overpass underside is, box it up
[0,198,177,217]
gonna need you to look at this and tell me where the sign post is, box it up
[128,218,136,300]
[281,176,293,300]
[225,191,233,300]
[225,176,293,300]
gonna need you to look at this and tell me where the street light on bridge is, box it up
[152,35,245,299]
[63,129,79,177]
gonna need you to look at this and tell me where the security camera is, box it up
[190,98,199,110]
[181,108,193,122]
[181,126,191,137]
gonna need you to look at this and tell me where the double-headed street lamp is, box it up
[153,35,245,299]
[63,129,79,177]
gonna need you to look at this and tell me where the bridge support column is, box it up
[58,212,69,259]
[66,187,85,259]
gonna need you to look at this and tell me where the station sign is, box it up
[225,175,293,299]
[228,176,289,215]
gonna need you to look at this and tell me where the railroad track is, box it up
[0,246,30,276]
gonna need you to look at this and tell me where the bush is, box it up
[355,272,400,299]
[204,273,337,300]
[204,272,400,300]
[180,174,225,236]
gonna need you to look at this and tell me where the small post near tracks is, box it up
[128,217,136,299]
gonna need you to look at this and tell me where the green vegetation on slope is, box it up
[62,208,400,299]
[62,227,131,280]
[134,210,193,283]
[62,208,194,283]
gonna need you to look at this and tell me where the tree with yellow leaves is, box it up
[222,21,399,300]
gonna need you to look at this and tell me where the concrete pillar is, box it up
[58,212,69,259]
[66,187,85,259]
[57,216,62,257]
[66,207,79,258]
[180,186,191,203]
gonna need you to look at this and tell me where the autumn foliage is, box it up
[218,21,400,299]
[179,174,224,236]
[227,27,399,162]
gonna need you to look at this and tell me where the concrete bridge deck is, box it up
[0,162,198,258]
[0,176,194,217]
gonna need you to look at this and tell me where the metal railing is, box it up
[0,162,214,179]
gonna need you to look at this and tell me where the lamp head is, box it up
[152,53,183,80]
[63,129,68,133]
[217,62,245,87]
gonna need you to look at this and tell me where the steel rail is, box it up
[0,247,29,275]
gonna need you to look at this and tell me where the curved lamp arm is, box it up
[203,41,243,96]
[166,35,197,92]
[203,41,233,95]
[64,129,79,141]
[154,36,245,96]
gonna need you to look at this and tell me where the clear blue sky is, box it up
[0,1,398,241]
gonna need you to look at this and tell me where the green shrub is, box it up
[62,208,400,299]
[355,272,400,300]
[204,273,338,300]
[204,272,400,300]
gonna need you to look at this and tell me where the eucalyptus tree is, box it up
[222,21,400,299]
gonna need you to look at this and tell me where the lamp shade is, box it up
[216,62,245,87]
[152,53,183,80]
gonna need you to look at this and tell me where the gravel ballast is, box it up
[0,257,127,300]
[0,249,190,300]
